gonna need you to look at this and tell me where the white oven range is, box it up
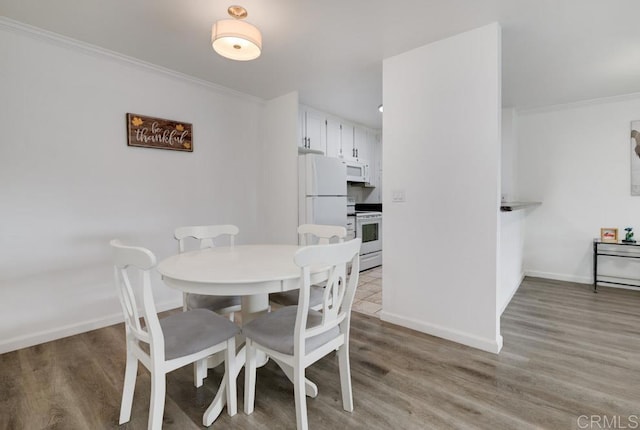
[356,211,382,271]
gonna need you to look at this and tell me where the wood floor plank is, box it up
[2,277,640,429]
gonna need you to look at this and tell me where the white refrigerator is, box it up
[298,154,347,227]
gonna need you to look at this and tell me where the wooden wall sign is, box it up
[126,113,193,152]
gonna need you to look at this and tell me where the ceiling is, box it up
[3,0,640,129]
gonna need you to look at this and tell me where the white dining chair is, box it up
[174,225,242,317]
[243,238,362,430]
[175,225,244,388]
[270,224,347,310]
[110,240,239,430]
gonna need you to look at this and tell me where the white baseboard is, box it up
[524,270,591,284]
[499,272,525,315]
[0,299,182,355]
[523,271,640,291]
[379,311,503,354]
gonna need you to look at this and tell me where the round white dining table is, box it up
[157,244,321,315]
[156,244,325,426]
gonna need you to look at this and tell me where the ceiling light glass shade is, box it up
[212,19,262,61]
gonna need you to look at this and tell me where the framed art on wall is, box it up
[126,113,193,152]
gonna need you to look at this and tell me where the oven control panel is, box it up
[355,212,382,220]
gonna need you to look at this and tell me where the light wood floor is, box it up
[2,277,639,429]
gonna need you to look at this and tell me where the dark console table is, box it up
[593,239,640,292]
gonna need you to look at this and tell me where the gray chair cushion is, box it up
[159,308,240,360]
[242,306,340,355]
[270,286,324,307]
[187,293,241,312]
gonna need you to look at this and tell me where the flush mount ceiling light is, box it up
[211,5,262,61]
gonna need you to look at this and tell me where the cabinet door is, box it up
[368,132,380,188]
[298,108,307,149]
[341,123,355,161]
[326,117,342,158]
[354,126,370,163]
[305,110,326,153]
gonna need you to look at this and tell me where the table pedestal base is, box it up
[203,294,318,426]
[202,346,319,426]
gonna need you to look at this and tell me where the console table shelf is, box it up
[593,239,640,292]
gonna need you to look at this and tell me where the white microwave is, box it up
[346,160,369,183]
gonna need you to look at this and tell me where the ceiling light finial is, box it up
[212,5,262,61]
[227,5,248,19]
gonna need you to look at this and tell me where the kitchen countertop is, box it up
[500,201,542,212]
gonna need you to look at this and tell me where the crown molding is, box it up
[517,91,640,116]
[0,17,265,105]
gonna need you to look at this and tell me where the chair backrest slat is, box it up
[114,267,148,340]
[298,224,347,246]
[110,239,163,357]
[175,225,239,253]
[321,264,346,322]
[293,239,361,355]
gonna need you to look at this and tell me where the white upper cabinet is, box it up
[341,123,355,161]
[299,106,326,153]
[354,126,370,163]
[340,124,373,163]
[327,118,365,162]
[326,117,342,158]
[366,132,381,188]
[299,105,381,192]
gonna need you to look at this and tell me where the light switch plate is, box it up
[392,190,406,203]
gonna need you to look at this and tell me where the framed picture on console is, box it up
[600,228,618,243]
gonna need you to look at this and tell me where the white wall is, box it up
[519,94,640,283]
[502,108,518,202]
[499,108,524,314]
[0,21,264,353]
[381,23,503,353]
[259,92,299,244]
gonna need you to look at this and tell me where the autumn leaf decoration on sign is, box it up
[126,113,193,152]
